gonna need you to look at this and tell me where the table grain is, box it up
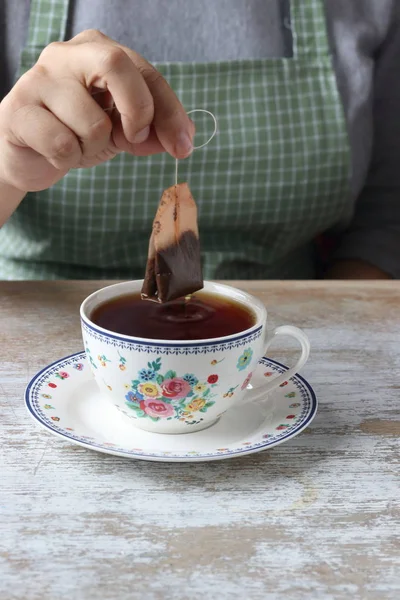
[0,281,399,600]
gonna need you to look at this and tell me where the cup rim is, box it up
[80,280,267,346]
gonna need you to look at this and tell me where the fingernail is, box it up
[175,131,193,158]
[133,126,150,144]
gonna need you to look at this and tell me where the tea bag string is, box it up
[175,109,218,185]
[97,99,218,185]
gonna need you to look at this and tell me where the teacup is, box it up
[80,280,310,434]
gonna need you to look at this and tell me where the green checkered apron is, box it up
[0,0,350,280]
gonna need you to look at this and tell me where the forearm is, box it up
[333,223,400,279]
[332,8,400,281]
[326,259,392,280]
[0,180,26,226]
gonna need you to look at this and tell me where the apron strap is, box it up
[291,0,331,59]
[19,0,71,74]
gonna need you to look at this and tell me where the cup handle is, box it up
[244,325,310,403]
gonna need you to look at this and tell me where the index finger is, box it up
[41,41,154,144]
[119,47,195,159]
[66,32,194,158]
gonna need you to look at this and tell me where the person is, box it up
[0,0,399,281]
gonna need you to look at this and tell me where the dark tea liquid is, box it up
[91,291,256,340]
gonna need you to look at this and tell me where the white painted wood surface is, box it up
[1,281,399,600]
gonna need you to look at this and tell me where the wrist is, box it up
[0,177,26,202]
[0,176,27,226]
[0,150,28,196]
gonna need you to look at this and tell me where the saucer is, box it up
[25,352,317,462]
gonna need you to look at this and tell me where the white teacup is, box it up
[80,281,310,434]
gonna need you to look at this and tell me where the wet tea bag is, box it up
[142,109,216,303]
[141,182,203,303]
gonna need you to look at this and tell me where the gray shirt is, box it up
[2,0,400,276]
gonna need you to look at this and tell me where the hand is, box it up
[0,29,194,193]
[325,259,392,280]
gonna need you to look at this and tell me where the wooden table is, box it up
[1,281,399,600]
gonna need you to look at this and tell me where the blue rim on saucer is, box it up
[25,351,317,462]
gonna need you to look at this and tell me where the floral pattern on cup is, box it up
[241,372,253,390]
[210,358,225,366]
[85,346,97,370]
[237,348,253,371]
[118,351,127,371]
[125,358,217,425]
[223,385,238,398]
[98,354,111,367]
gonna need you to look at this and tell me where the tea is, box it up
[91,291,256,340]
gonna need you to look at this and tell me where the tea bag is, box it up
[141,182,203,303]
